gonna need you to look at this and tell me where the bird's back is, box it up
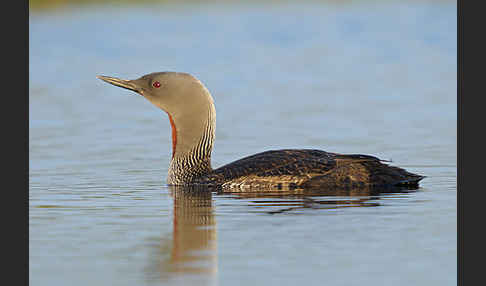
[197,149,424,191]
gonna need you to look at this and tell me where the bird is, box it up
[97,72,424,191]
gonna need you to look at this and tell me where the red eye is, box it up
[152,81,161,88]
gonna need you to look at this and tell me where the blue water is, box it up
[30,1,456,285]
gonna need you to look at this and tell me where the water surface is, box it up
[29,1,456,285]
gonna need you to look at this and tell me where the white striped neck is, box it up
[166,98,216,185]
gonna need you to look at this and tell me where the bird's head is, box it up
[97,71,216,160]
[96,72,213,116]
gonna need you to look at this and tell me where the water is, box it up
[29,1,456,285]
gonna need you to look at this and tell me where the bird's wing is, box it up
[204,149,422,189]
[206,149,340,186]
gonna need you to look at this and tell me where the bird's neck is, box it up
[166,102,216,185]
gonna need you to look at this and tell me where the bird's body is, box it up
[195,149,423,191]
[97,72,424,191]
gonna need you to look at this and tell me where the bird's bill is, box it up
[97,75,142,93]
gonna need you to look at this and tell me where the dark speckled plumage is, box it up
[97,72,425,191]
[194,149,424,190]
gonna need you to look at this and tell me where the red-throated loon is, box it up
[97,72,424,190]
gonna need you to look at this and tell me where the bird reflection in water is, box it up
[216,184,419,214]
[148,186,218,285]
[150,185,418,283]
[169,186,217,274]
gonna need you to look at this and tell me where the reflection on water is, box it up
[231,191,382,214]
[220,187,418,214]
[170,188,217,274]
[149,185,418,285]
[149,187,217,285]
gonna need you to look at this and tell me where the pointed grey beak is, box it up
[97,75,143,94]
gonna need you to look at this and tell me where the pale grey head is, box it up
[97,72,216,185]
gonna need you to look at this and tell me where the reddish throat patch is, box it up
[167,113,177,159]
